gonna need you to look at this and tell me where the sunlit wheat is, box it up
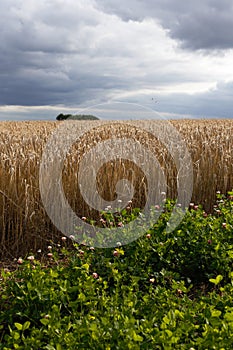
[0,119,232,257]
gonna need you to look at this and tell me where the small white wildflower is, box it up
[27,255,35,261]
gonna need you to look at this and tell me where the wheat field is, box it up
[0,120,232,258]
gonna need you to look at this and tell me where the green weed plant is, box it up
[0,192,232,349]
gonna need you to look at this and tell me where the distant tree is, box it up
[56,114,99,121]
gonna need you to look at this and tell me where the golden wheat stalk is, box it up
[0,120,232,257]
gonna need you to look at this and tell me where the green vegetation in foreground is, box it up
[0,192,233,349]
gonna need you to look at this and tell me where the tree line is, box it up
[56,114,99,121]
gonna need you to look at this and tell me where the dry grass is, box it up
[0,119,232,258]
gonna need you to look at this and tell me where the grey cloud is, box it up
[96,0,233,51]
[156,81,233,118]
[0,0,118,106]
[1,0,233,121]
[168,3,233,50]
[115,80,233,119]
[0,69,121,106]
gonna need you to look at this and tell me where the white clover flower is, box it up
[27,256,35,261]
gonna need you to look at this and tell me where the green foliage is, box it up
[0,192,232,349]
[56,114,99,121]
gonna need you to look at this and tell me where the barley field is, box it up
[0,120,232,258]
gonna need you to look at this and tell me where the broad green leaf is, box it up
[82,263,89,271]
[211,309,222,317]
[224,312,233,322]
[78,292,86,302]
[165,329,173,338]
[27,282,32,290]
[214,243,220,251]
[209,275,223,285]
[163,315,170,324]
[174,309,184,318]
[89,323,98,332]
[22,321,30,331]
[13,332,20,340]
[50,269,58,278]
[14,323,23,331]
[40,318,49,326]
[132,331,143,342]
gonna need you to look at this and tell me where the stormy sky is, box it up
[1,0,233,120]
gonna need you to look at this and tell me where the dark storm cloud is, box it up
[0,0,113,106]
[0,0,233,121]
[0,0,185,108]
[97,0,233,51]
